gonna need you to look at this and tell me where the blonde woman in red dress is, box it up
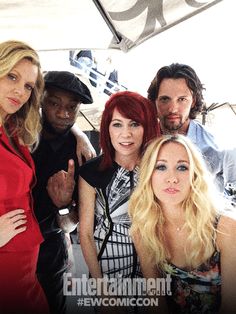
[0,40,49,314]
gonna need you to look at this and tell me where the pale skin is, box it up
[79,108,144,280]
[0,209,27,247]
[155,78,195,135]
[132,232,169,314]
[0,58,38,246]
[133,142,236,313]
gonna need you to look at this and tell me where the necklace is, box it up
[166,220,185,232]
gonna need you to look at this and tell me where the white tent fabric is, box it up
[98,0,222,51]
[0,0,222,52]
[0,1,112,51]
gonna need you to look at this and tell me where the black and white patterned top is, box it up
[79,155,141,279]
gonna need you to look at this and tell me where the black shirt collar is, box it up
[42,129,72,152]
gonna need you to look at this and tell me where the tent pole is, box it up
[92,0,122,44]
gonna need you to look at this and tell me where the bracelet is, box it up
[57,200,76,216]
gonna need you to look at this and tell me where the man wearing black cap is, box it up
[32,71,94,314]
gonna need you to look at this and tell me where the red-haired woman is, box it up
[79,91,159,294]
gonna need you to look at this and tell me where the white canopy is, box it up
[0,0,221,52]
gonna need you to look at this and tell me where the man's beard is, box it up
[161,116,184,134]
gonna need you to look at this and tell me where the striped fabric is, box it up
[94,165,142,279]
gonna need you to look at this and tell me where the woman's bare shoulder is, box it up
[217,210,236,249]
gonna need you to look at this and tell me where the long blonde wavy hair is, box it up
[0,40,44,146]
[129,135,218,269]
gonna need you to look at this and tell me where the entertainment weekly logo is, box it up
[63,273,172,308]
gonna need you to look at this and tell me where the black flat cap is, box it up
[44,71,93,104]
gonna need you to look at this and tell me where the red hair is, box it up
[99,91,159,169]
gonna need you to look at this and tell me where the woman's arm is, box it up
[132,232,157,278]
[217,214,236,313]
[132,232,169,314]
[79,177,102,279]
